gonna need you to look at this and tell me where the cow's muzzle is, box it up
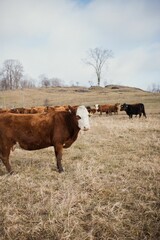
[83,127,90,131]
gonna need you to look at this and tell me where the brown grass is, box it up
[0,86,160,114]
[0,87,160,239]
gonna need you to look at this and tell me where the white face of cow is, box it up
[76,106,90,131]
[95,104,99,110]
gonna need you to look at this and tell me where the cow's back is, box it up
[0,113,51,150]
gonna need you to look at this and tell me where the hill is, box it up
[0,85,159,114]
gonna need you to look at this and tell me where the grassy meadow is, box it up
[0,86,160,239]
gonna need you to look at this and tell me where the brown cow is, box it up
[9,107,25,113]
[108,103,120,115]
[52,105,69,112]
[95,103,120,115]
[44,105,69,113]
[30,106,48,113]
[0,105,90,174]
[0,108,9,113]
[23,108,32,114]
[95,104,110,115]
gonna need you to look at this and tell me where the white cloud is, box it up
[0,0,160,90]
[108,42,160,89]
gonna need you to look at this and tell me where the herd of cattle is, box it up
[88,102,146,118]
[0,102,146,174]
[0,102,147,118]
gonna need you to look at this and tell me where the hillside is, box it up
[0,85,159,114]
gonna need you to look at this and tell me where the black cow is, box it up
[120,103,147,118]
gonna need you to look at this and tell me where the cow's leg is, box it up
[54,144,63,173]
[0,148,13,174]
[139,113,142,118]
[143,109,147,118]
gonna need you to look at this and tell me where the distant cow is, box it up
[95,103,120,115]
[30,106,48,114]
[0,105,90,174]
[9,107,25,114]
[120,103,147,118]
[86,106,96,116]
[0,108,9,113]
[95,104,110,115]
[107,103,120,115]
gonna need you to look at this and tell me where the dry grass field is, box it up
[0,86,160,240]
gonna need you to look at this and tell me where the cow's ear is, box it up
[68,105,73,113]
[68,105,77,114]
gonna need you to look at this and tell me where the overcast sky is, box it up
[1,0,160,90]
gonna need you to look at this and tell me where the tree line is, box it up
[1,48,159,92]
[0,48,115,90]
[0,59,65,90]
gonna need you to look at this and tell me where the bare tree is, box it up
[83,47,113,86]
[0,59,23,90]
[20,77,36,89]
[39,74,50,88]
[39,74,64,88]
[88,80,93,87]
[50,77,64,87]
[149,83,160,93]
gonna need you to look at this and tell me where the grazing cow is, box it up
[45,105,69,113]
[120,103,147,118]
[0,105,90,174]
[23,108,32,114]
[86,106,96,116]
[108,103,120,115]
[95,104,110,115]
[9,107,25,113]
[0,108,9,113]
[30,106,48,114]
[95,104,119,115]
[54,105,69,112]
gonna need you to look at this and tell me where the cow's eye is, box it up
[76,115,81,120]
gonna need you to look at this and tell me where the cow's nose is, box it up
[84,127,89,131]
